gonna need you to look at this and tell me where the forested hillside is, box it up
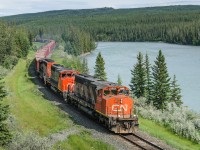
[0,21,30,69]
[1,5,200,45]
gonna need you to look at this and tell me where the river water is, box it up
[84,42,200,112]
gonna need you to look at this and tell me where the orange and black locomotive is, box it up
[35,40,138,133]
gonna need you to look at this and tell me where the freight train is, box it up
[35,40,138,133]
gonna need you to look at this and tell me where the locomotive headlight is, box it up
[120,99,123,104]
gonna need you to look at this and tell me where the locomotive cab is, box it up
[97,86,133,118]
[73,74,138,133]
[49,64,79,95]
[96,85,138,133]
[58,70,77,92]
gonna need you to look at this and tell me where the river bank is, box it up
[84,42,200,112]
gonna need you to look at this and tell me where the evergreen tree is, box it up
[39,28,44,39]
[170,75,182,106]
[15,30,30,58]
[145,53,153,104]
[64,41,73,54]
[82,58,89,74]
[152,50,171,110]
[0,77,11,145]
[117,74,122,85]
[28,32,33,46]
[94,52,107,80]
[130,52,146,98]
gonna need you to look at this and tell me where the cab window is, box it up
[111,89,117,95]
[61,73,67,78]
[119,89,129,95]
[104,90,110,96]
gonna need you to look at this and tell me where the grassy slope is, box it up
[6,42,198,149]
[4,50,71,136]
[3,43,114,149]
[140,117,200,150]
[53,131,114,150]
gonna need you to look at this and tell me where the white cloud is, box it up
[0,0,200,16]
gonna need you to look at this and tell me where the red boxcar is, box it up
[35,40,56,74]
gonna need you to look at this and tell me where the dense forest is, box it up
[1,5,200,45]
[62,26,96,56]
[0,21,30,69]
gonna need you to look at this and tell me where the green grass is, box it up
[3,46,114,150]
[53,131,114,150]
[51,46,67,64]
[139,116,200,150]
[4,50,71,136]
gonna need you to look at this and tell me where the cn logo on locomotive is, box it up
[112,104,128,112]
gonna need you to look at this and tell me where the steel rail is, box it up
[119,134,165,150]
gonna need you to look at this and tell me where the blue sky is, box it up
[0,0,200,16]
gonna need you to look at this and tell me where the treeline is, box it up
[130,50,182,110]
[0,21,30,69]
[0,21,31,146]
[62,27,96,56]
[89,50,200,144]
[77,10,200,45]
[2,5,200,45]
[131,52,200,144]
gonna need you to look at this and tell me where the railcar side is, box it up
[67,74,139,133]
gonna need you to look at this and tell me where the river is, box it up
[84,42,200,112]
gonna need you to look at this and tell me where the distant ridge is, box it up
[1,5,200,20]
[2,5,200,46]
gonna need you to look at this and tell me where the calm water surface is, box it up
[84,42,200,112]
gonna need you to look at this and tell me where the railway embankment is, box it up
[2,43,140,150]
[2,41,199,150]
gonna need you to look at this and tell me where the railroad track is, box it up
[119,134,164,150]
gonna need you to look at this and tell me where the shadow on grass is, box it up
[28,59,113,135]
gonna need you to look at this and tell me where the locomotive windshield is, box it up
[119,89,129,95]
[61,73,74,78]
[104,90,110,96]
[103,87,129,96]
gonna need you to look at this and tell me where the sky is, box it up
[0,0,200,17]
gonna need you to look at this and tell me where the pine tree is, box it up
[94,52,107,80]
[170,75,182,106]
[0,77,11,145]
[152,50,171,110]
[39,28,44,39]
[145,53,153,104]
[82,58,89,74]
[64,41,73,54]
[28,32,33,46]
[130,52,146,98]
[15,30,30,58]
[117,74,122,85]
